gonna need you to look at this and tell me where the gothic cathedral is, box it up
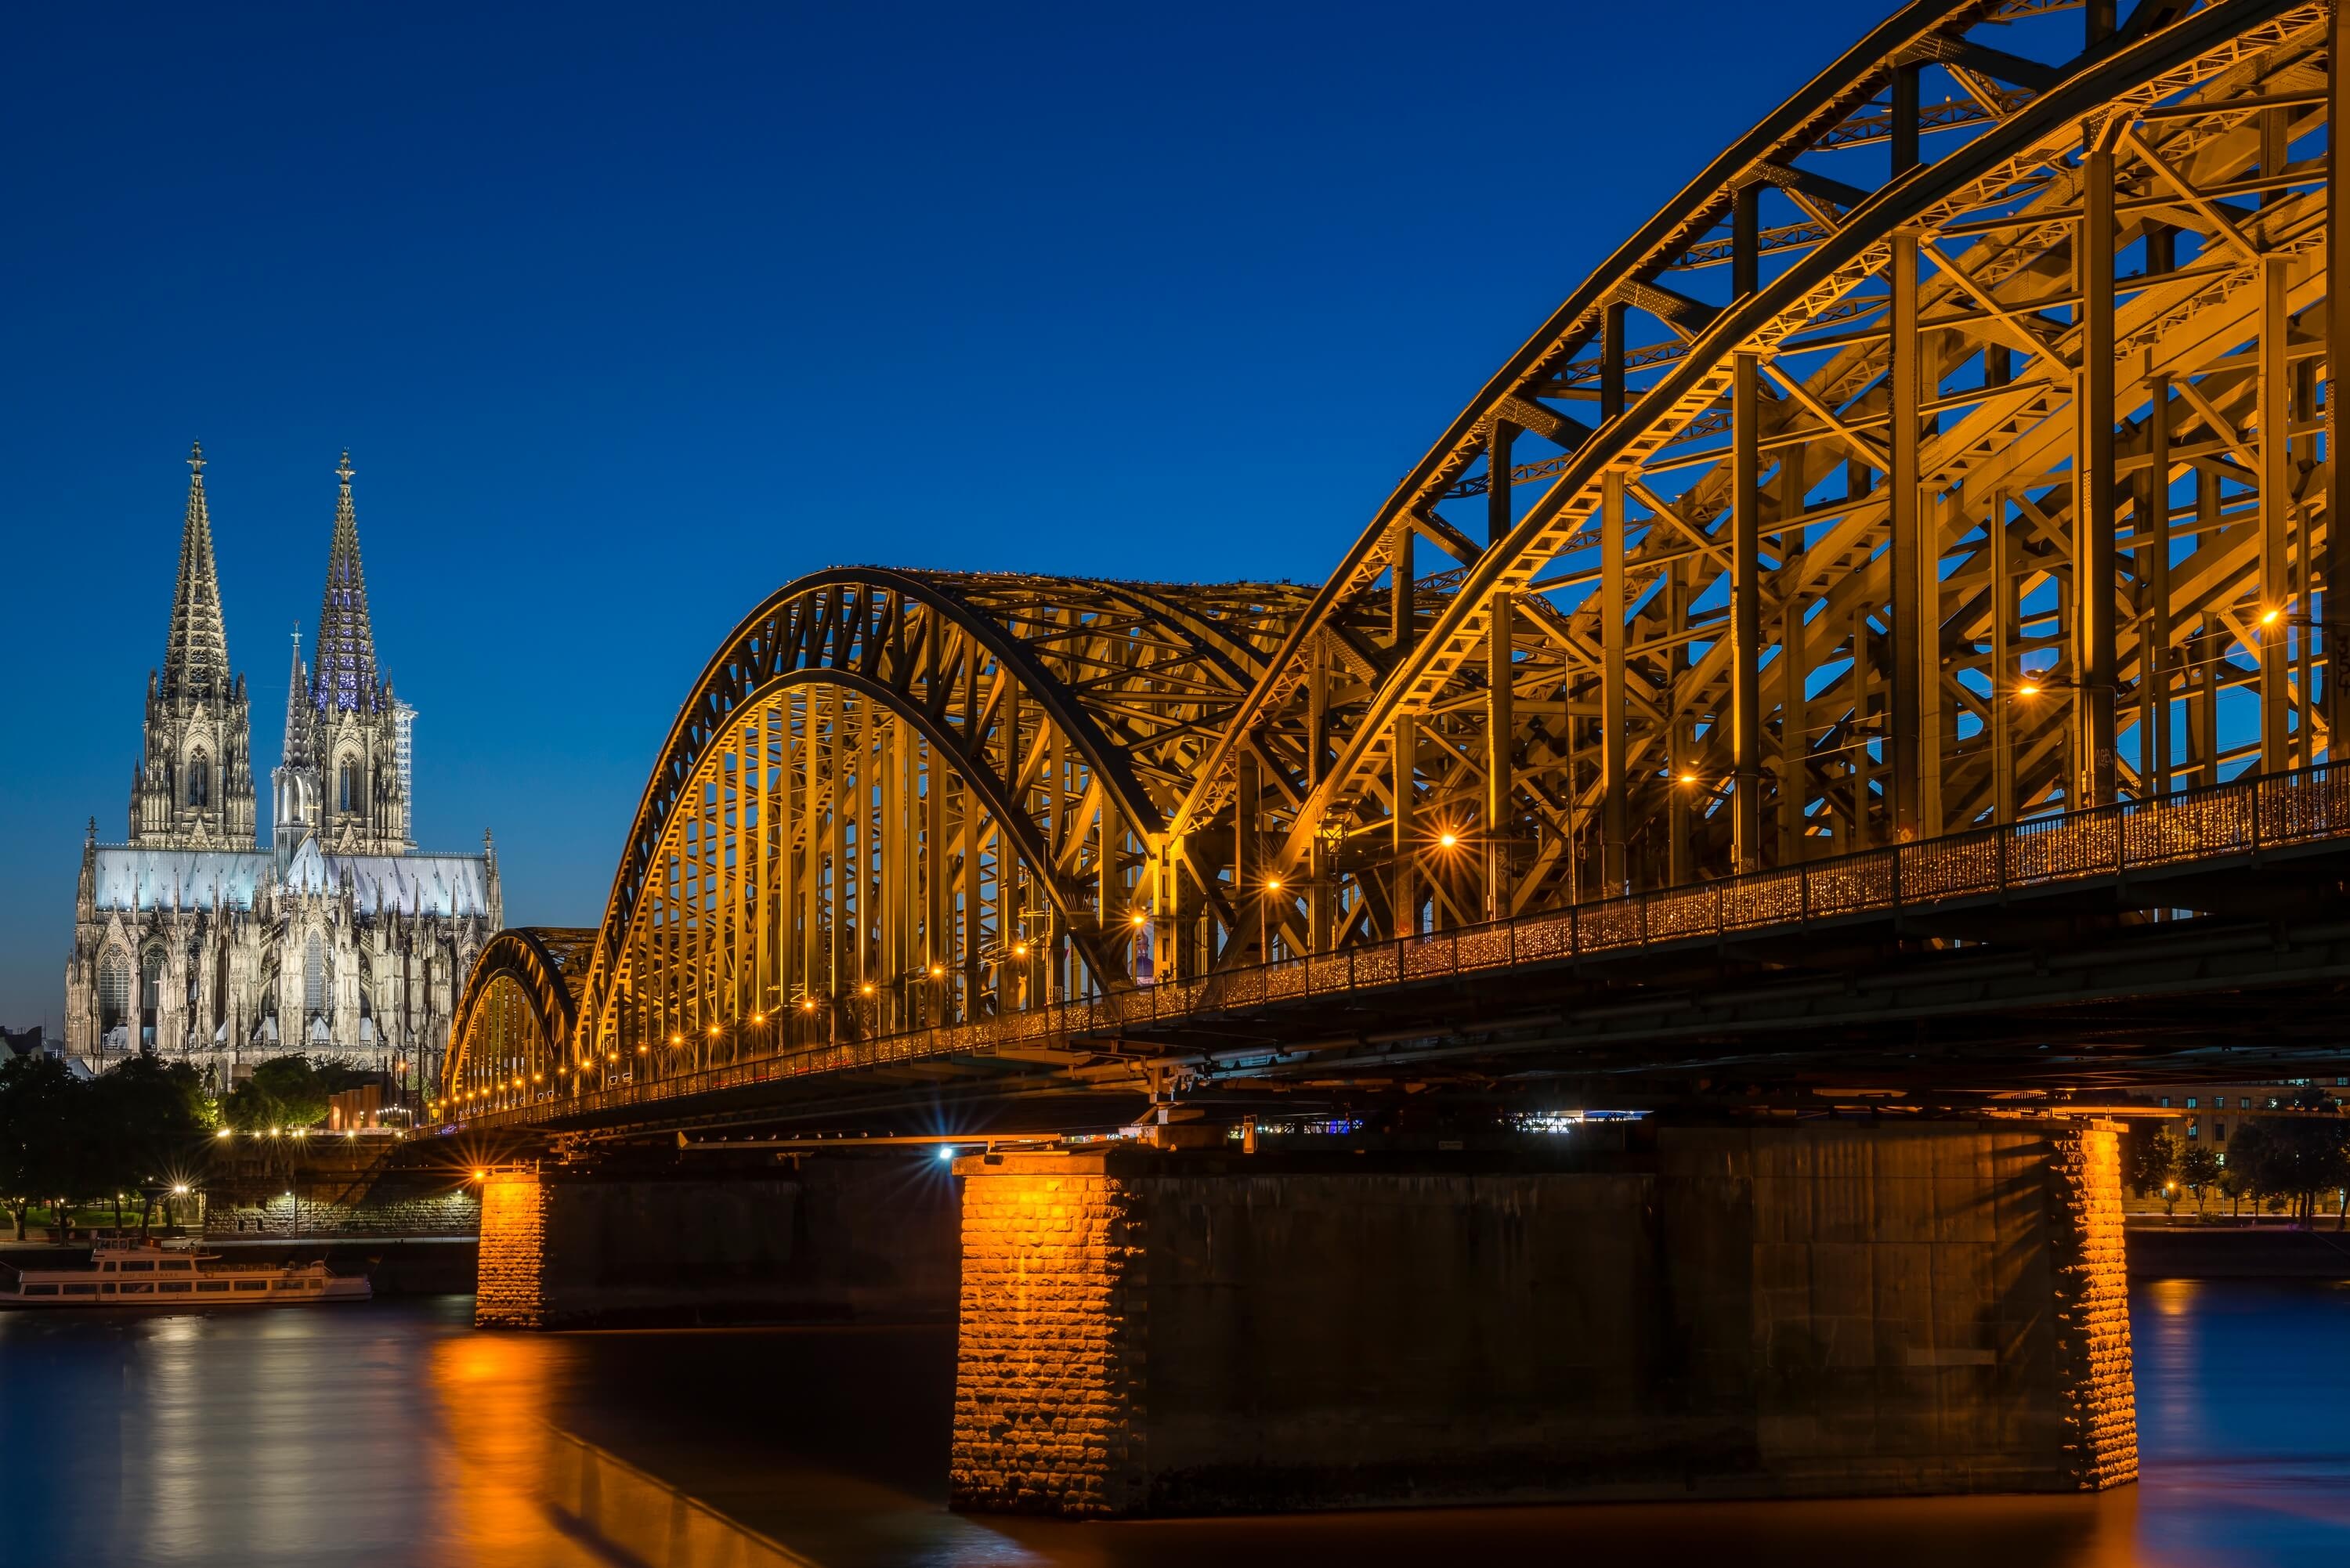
[63,445,502,1093]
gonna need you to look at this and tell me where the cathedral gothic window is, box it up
[140,946,164,1045]
[99,955,131,1031]
[305,934,328,1021]
[339,759,357,814]
[188,753,210,807]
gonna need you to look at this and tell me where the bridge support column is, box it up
[475,1158,960,1330]
[949,1119,2133,1518]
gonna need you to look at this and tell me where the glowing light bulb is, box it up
[2018,683,2041,698]
[1438,832,1458,849]
[1130,912,1147,927]
[861,982,875,996]
[1265,878,1282,893]
[1678,772,1696,785]
[2261,608,2283,626]
[752,1013,765,1024]
[935,1144,956,1164]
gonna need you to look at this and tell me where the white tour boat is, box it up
[0,1240,371,1308]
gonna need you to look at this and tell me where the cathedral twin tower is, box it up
[65,444,500,1078]
[134,443,411,855]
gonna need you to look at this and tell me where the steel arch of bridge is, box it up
[446,568,1309,1111]
[449,927,592,1106]
[451,0,2350,1118]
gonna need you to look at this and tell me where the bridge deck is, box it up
[459,762,2350,1133]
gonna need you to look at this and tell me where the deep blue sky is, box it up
[0,0,1893,1027]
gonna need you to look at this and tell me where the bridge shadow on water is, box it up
[0,1281,2342,1566]
[416,1281,2350,1568]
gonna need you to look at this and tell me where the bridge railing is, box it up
[465,759,2350,1128]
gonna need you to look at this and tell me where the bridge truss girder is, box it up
[1173,0,2350,965]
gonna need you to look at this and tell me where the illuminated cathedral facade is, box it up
[63,446,501,1091]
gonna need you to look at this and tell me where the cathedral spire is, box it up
[162,441,232,699]
[281,623,313,768]
[310,451,380,714]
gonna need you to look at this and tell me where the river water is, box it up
[0,1279,2343,1568]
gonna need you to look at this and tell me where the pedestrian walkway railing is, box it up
[458,760,2350,1129]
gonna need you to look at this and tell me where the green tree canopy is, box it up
[226,1053,331,1132]
[0,1054,81,1237]
[2178,1142,2222,1208]
[2228,1115,2350,1222]
[89,1057,214,1185]
[2127,1125,2181,1197]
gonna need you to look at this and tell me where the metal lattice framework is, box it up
[446,569,1308,1107]
[450,0,2350,1117]
[1177,0,2348,959]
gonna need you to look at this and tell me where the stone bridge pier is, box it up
[473,1154,960,1329]
[949,1119,2135,1516]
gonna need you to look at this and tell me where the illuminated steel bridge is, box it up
[452,0,2350,1130]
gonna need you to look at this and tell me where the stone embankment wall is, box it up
[203,1142,480,1238]
[475,1156,960,1329]
[950,1120,2135,1517]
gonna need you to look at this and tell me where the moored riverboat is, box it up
[0,1241,370,1308]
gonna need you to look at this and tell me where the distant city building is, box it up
[2143,1078,2350,1149]
[63,445,501,1091]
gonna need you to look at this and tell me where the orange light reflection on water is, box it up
[422,1330,592,1566]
